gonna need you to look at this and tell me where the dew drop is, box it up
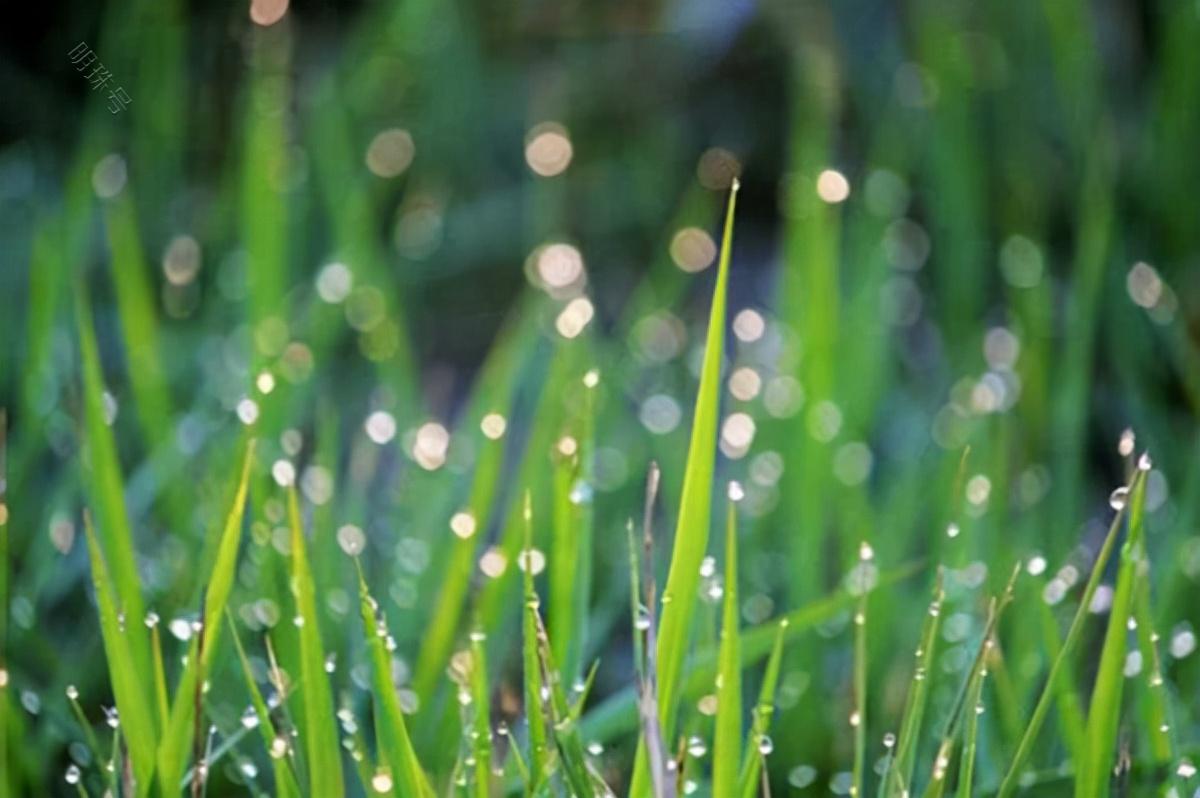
[1109,487,1129,511]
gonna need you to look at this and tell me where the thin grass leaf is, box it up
[1131,569,1172,764]
[287,487,344,797]
[954,651,988,798]
[469,629,493,798]
[631,180,738,797]
[712,490,742,797]
[1038,598,1085,762]
[884,569,945,798]
[355,567,434,798]
[1076,466,1149,798]
[852,544,870,798]
[995,470,1142,798]
[156,440,256,796]
[535,612,595,798]
[76,288,153,697]
[738,618,786,798]
[522,493,550,793]
[227,614,302,798]
[82,513,157,797]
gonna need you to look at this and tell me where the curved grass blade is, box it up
[738,618,787,798]
[82,513,157,797]
[995,470,1142,798]
[227,614,302,798]
[356,566,434,798]
[1076,466,1149,798]
[156,440,256,796]
[712,491,742,798]
[287,487,345,797]
[76,287,153,695]
[884,569,945,798]
[631,179,738,797]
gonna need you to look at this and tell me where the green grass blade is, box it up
[82,514,157,797]
[738,618,786,798]
[535,613,595,798]
[76,287,153,696]
[712,490,742,797]
[1131,568,1172,765]
[995,471,1141,797]
[954,652,988,798]
[1076,466,1149,798]
[356,568,433,798]
[469,630,493,798]
[852,544,870,798]
[521,494,549,793]
[288,487,345,797]
[155,440,255,795]
[227,614,302,798]
[885,570,945,797]
[631,179,738,796]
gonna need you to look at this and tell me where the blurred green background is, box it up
[3,0,1200,795]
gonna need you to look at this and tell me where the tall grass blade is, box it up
[1076,464,1149,798]
[852,544,870,798]
[76,288,153,694]
[355,567,433,798]
[884,569,945,797]
[227,614,302,798]
[468,629,493,798]
[155,440,256,796]
[534,612,596,798]
[288,488,345,797]
[738,618,786,798]
[712,490,742,797]
[82,513,157,797]
[995,470,1142,798]
[522,494,549,793]
[631,179,738,796]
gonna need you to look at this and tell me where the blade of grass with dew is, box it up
[1076,466,1149,798]
[1131,566,1172,765]
[884,570,945,798]
[738,618,786,798]
[227,614,302,798]
[954,649,988,798]
[851,544,870,798]
[288,487,345,797]
[1038,597,1085,763]
[535,612,596,798]
[630,179,738,797]
[713,492,742,797]
[583,559,924,744]
[995,471,1140,798]
[155,440,256,796]
[522,494,549,793]
[469,629,494,798]
[76,287,154,696]
[356,567,434,798]
[412,425,507,701]
[82,514,157,797]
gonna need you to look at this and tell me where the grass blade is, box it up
[76,288,153,697]
[631,179,738,796]
[738,618,786,798]
[712,489,742,797]
[1076,464,1149,798]
[82,513,157,797]
[469,628,493,798]
[995,470,1142,798]
[288,487,345,797]
[884,569,945,797]
[522,494,549,793]
[155,440,256,796]
[852,544,870,798]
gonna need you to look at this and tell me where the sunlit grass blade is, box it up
[76,287,153,695]
[631,179,738,797]
[287,487,344,797]
[712,490,742,797]
[1076,464,1149,798]
[851,544,870,798]
[82,513,157,797]
[355,566,433,798]
[884,569,945,798]
[150,620,170,734]
[227,614,302,798]
[1131,567,1172,765]
[522,494,549,793]
[468,628,494,798]
[738,618,786,798]
[995,470,1142,798]
[155,440,255,796]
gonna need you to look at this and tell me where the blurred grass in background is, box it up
[2,0,1200,794]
